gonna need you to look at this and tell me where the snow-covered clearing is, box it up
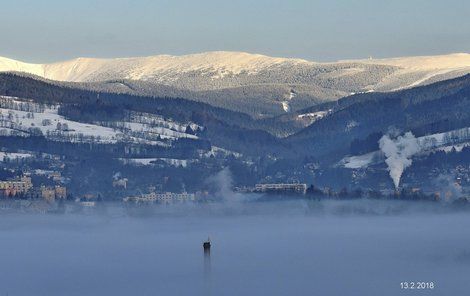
[119,157,190,168]
[0,151,33,161]
[0,96,199,145]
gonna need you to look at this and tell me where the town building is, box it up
[0,176,33,197]
[123,192,195,204]
[113,178,128,189]
[41,186,56,202]
[54,186,67,199]
[254,183,307,194]
[40,185,67,201]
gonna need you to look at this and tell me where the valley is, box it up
[0,68,468,200]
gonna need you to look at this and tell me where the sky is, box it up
[1,0,470,63]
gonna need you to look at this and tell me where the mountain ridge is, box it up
[2,51,470,118]
[0,51,314,83]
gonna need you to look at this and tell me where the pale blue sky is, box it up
[1,0,469,62]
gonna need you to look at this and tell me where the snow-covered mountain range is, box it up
[0,52,312,84]
[2,51,470,117]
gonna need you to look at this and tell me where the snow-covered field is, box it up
[0,104,121,143]
[0,96,199,145]
[297,110,329,121]
[417,127,470,149]
[119,157,190,168]
[0,151,33,161]
[342,152,378,169]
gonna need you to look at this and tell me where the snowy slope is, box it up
[0,96,199,145]
[0,56,44,77]
[353,53,470,71]
[351,53,470,91]
[1,52,469,91]
[2,51,470,115]
[0,52,313,83]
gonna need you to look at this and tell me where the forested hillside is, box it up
[0,72,469,195]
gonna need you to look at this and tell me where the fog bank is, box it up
[1,200,469,296]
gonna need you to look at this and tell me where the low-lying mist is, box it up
[1,198,470,296]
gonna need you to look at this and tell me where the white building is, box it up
[254,183,307,194]
[123,192,195,204]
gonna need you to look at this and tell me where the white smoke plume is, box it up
[207,168,233,198]
[379,131,421,189]
[206,167,243,205]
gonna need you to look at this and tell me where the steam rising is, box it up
[379,132,421,189]
[206,168,244,205]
